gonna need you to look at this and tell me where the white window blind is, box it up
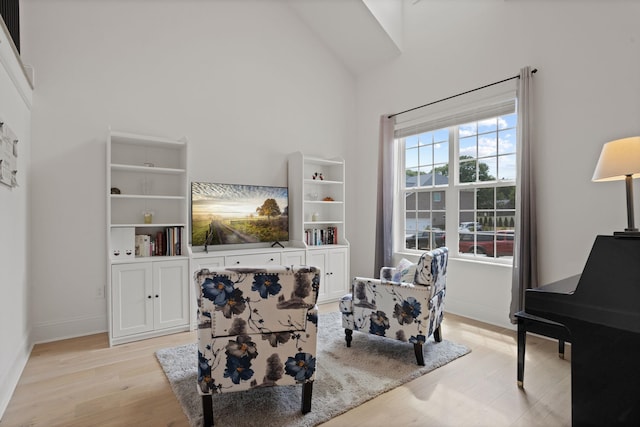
[395,98,515,138]
[393,81,517,137]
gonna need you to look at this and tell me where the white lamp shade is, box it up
[592,136,640,182]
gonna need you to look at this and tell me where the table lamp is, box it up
[592,136,640,237]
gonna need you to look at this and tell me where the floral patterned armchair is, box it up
[195,265,320,427]
[339,248,448,365]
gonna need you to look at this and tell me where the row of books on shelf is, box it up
[135,226,183,257]
[304,226,338,246]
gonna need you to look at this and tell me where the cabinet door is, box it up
[111,263,153,338]
[326,248,348,301]
[153,259,189,330]
[307,248,348,303]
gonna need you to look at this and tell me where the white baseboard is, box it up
[0,332,32,420]
[446,297,516,330]
[31,314,107,345]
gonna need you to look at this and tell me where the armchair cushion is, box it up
[380,258,417,284]
[393,258,418,283]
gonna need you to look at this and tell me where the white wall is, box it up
[0,19,33,416]
[351,0,640,327]
[20,0,356,343]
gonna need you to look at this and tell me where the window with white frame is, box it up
[395,94,517,261]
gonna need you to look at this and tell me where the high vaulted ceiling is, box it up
[286,0,403,76]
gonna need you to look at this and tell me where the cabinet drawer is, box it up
[226,253,282,266]
[192,256,225,272]
[282,250,306,266]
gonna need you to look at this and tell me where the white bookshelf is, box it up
[288,152,350,302]
[106,129,190,345]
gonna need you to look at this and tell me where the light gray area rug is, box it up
[156,311,470,427]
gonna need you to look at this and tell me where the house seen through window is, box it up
[400,107,517,261]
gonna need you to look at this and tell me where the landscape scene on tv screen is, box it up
[191,182,289,247]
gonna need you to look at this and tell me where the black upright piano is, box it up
[519,235,640,426]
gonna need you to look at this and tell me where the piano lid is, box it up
[525,235,640,333]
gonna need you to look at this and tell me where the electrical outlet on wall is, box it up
[96,285,105,299]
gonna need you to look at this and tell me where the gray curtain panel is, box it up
[374,114,395,276]
[509,66,539,322]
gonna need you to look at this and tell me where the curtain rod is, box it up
[388,68,538,119]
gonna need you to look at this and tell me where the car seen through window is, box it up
[458,230,514,257]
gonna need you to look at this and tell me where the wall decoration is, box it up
[0,118,18,188]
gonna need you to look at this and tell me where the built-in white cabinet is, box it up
[107,129,190,345]
[190,247,307,279]
[223,250,306,266]
[288,152,350,303]
[307,247,348,302]
[111,259,189,344]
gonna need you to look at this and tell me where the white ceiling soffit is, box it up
[286,0,402,76]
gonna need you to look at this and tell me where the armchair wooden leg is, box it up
[414,343,425,366]
[202,394,214,427]
[345,329,353,347]
[434,325,443,342]
[301,380,313,414]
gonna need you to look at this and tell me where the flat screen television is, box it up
[191,182,289,248]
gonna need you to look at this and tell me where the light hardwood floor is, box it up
[1,303,570,427]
